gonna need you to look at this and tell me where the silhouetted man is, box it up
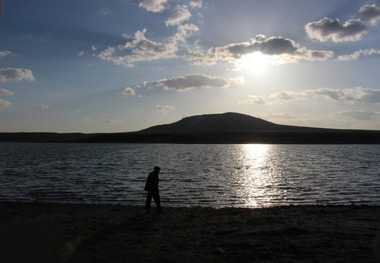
[145,166,162,214]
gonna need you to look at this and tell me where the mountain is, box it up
[88,112,379,143]
[1,112,379,143]
[139,112,325,134]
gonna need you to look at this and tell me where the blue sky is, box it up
[1,0,380,132]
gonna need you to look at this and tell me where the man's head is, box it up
[154,166,161,172]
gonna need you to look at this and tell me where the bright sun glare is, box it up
[236,52,277,74]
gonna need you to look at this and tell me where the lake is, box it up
[0,143,379,208]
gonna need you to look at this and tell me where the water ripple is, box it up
[0,143,379,207]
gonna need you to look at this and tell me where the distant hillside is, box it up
[139,112,329,134]
[1,112,379,143]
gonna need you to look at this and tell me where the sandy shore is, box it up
[1,202,380,263]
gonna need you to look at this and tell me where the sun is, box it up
[236,52,274,74]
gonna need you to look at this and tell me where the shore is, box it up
[1,202,380,262]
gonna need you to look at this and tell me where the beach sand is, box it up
[1,202,379,263]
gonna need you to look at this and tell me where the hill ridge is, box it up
[1,112,379,143]
[139,112,331,134]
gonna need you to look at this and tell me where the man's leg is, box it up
[145,192,152,212]
[152,191,161,213]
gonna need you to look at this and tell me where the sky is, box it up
[1,0,380,133]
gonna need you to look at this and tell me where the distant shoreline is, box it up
[1,202,379,262]
[1,131,380,144]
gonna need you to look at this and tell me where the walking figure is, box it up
[145,166,162,213]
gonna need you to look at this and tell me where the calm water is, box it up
[0,143,379,208]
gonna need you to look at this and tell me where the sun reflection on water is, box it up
[238,144,278,207]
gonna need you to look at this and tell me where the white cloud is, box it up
[238,95,266,105]
[189,1,202,9]
[270,87,380,104]
[306,87,380,104]
[170,23,199,43]
[165,5,191,26]
[98,8,113,17]
[98,28,178,67]
[149,74,231,91]
[78,51,85,56]
[97,30,331,68]
[36,104,49,109]
[121,87,135,95]
[0,88,14,96]
[337,110,379,121]
[139,0,167,13]
[0,98,12,109]
[98,23,200,67]
[0,68,35,82]
[338,49,380,61]
[0,51,11,58]
[268,113,298,120]
[270,91,300,103]
[155,105,175,114]
[102,119,123,124]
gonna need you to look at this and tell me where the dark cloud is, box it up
[306,4,380,42]
[305,17,367,42]
[359,4,380,25]
[220,36,298,58]
[260,37,298,55]
[211,35,333,65]
[149,74,230,91]
[0,68,35,82]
